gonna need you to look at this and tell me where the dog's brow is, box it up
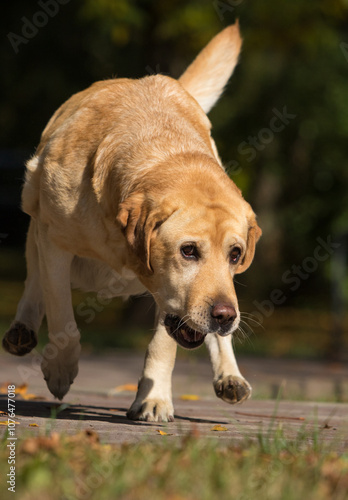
[205,202,232,213]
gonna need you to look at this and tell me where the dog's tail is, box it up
[179,22,242,114]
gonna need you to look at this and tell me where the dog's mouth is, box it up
[164,314,206,350]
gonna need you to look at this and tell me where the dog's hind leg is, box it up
[3,219,44,356]
[205,334,251,404]
[36,222,81,400]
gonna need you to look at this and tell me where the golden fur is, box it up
[3,23,261,422]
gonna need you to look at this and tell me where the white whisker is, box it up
[240,312,264,330]
[173,314,191,335]
[234,321,256,349]
[233,278,247,287]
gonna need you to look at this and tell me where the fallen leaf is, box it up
[0,420,20,425]
[15,383,28,394]
[180,394,200,401]
[0,382,27,394]
[29,423,39,427]
[22,393,39,400]
[0,383,42,401]
[17,385,43,400]
[157,430,173,436]
[111,384,138,393]
[211,425,228,432]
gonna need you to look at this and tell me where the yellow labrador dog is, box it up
[3,23,261,422]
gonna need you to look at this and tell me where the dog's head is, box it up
[117,158,261,350]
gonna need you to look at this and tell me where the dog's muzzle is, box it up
[164,314,206,350]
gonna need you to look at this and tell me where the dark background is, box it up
[1,0,347,360]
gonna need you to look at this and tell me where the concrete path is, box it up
[0,351,347,450]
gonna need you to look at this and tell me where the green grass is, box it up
[0,425,347,500]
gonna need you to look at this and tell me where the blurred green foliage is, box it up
[1,0,347,357]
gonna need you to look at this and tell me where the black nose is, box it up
[211,303,237,326]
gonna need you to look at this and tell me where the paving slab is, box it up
[0,351,347,450]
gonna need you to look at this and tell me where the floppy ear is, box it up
[179,22,242,113]
[236,212,262,274]
[117,193,152,273]
[117,193,176,274]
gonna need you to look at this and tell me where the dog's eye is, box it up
[181,244,199,260]
[230,246,241,264]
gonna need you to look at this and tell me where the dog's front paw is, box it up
[41,343,80,400]
[127,398,174,422]
[214,375,251,404]
[2,322,38,356]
